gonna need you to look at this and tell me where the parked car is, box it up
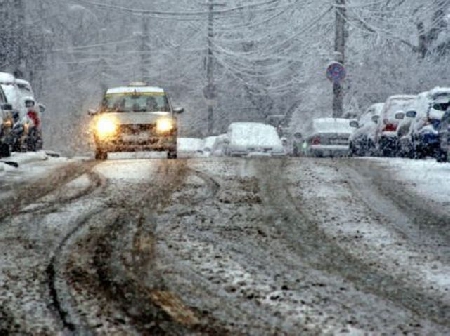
[407,88,450,159]
[223,122,285,157]
[0,73,43,152]
[375,95,416,157]
[0,84,13,157]
[349,103,384,156]
[396,107,418,158]
[437,106,450,162]
[303,118,357,157]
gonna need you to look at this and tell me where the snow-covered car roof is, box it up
[0,72,15,84]
[383,95,416,118]
[309,118,356,135]
[15,79,30,85]
[228,122,282,147]
[106,86,165,94]
[429,87,450,95]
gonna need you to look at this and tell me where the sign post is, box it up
[326,61,346,118]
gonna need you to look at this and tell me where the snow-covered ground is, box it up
[366,157,450,207]
[1,155,450,334]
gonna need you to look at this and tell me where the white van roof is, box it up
[106,86,164,94]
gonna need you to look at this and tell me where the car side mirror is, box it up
[173,107,184,114]
[1,103,13,111]
[349,120,359,128]
[405,110,416,118]
[88,108,99,116]
[395,112,405,120]
[38,103,46,113]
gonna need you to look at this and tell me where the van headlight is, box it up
[156,119,173,133]
[96,117,117,138]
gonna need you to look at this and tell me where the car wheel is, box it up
[168,150,177,159]
[437,149,447,163]
[0,142,11,158]
[348,143,356,157]
[414,145,424,159]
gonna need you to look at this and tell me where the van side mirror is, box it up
[395,111,405,120]
[173,107,184,114]
[405,110,416,118]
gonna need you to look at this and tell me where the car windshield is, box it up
[102,92,170,112]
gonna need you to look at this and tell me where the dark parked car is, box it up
[349,103,383,156]
[437,107,450,162]
[408,88,450,159]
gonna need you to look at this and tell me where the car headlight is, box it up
[156,119,173,133]
[96,117,117,138]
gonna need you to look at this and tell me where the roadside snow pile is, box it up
[370,158,450,206]
[10,151,48,164]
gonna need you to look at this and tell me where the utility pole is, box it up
[140,14,150,83]
[13,0,25,78]
[99,28,108,92]
[333,0,346,118]
[205,0,225,135]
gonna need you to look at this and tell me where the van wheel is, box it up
[0,143,11,158]
[168,150,177,159]
[95,149,107,160]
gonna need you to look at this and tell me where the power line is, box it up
[72,0,280,17]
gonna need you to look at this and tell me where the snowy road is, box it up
[0,156,449,334]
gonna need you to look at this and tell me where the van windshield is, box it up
[102,92,170,113]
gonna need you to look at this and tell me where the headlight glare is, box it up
[96,117,117,138]
[156,119,173,133]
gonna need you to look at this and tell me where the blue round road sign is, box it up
[326,62,346,84]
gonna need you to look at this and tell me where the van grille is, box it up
[119,124,155,135]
